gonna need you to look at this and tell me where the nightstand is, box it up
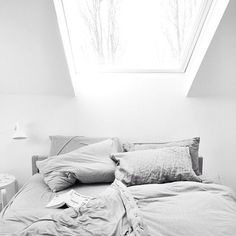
[0,174,16,210]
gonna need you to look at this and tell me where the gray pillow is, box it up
[123,137,200,175]
[37,139,119,192]
[49,135,123,156]
[111,147,201,187]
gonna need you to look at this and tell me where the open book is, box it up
[46,190,92,209]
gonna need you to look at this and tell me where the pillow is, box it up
[111,146,201,187]
[49,135,123,156]
[37,139,119,192]
[123,137,200,175]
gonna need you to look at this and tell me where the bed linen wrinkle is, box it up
[1,174,236,236]
[12,180,149,236]
[128,181,236,236]
[0,174,111,235]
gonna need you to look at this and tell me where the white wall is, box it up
[1,90,236,191]
[189,0,236,96]
[0,0,73,95]
[0,0,236,193]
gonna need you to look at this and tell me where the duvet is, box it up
[1,179,236,236]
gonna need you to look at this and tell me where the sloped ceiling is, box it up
[0,0,73,96]
[188,0,236,97]
[0,0,234,97]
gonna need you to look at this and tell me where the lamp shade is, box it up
[12,122,27,140]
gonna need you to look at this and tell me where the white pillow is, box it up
[37,139,119,192]
[111,146,201,187]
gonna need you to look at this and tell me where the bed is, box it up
[0,172,111,234]
[0,137,236,235]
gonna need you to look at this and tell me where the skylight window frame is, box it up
[55,0,214,75]
[53,0,230,97]
[92,0,213,74]
[180,0,214,73]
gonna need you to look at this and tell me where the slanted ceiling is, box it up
[0,0,74,96]
[0,0,234,97]
[188,0,236,97]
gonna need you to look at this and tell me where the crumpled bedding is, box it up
[129,181,236,236]
[0,180,148,236]
[1,177,236,236]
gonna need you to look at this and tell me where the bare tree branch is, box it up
[78,0,120,65]
[162,0,198,61]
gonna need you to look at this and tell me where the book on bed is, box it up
[46,190,92,209]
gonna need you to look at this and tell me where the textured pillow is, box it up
[123,137,200,175]
[49,135,123,156]
[111,147,201,187]
[37,139,119,192]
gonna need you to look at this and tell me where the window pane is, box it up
[63,0,209,72]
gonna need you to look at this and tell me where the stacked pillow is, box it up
[49,135,121,156]
[111,146,201,187]
[123,137,201,175]
[37,138,121,192]
[38,136,201,191]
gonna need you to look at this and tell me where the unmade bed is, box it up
[0,137,236,235]
[1,171,236,235]
[0,173,110,234]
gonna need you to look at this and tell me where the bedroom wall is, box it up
[0,0,73,95]
[188,0,236,96]
[0,0,236,193]
[1,92,236,192]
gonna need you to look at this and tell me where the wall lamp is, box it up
[0,122,28,140]
[12,122,27,140]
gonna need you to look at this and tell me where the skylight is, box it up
[54,0,230,96]
[58,0,213,73]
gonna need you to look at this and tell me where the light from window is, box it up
[61,0,212,73]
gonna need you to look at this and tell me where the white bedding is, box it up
[1,174,236,235]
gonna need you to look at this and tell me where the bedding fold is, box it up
[1,180,149,236]
[1,175,236,236]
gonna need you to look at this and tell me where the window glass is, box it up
[62,0,211,72]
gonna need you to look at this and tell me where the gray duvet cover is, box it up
[0,175,236,236]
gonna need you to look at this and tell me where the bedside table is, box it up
[0,174,16,210]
